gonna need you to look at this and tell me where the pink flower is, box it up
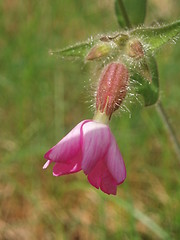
[43,120,126,195]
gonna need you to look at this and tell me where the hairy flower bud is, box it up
[126,39,144,59]
[86,42,116,61]
[96,62,129,118]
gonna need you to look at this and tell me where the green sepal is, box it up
[115,0,147,28]
[133,73,159,106]
[49,39,95,60]
[130,20,180,53]
[132,56,159,106]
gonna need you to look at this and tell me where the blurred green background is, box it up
[0,0,180,239]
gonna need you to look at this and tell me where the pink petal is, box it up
[100,172,117,195]
[106,133,126,184]
[81,121,110,174]
[87,161,101,189]
[53,151,82,176]
[87,159,117,195]
[44,120,89,163]
[43,160,51,169]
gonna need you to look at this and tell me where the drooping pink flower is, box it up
[44,120,126,195]
[44,61,129,195]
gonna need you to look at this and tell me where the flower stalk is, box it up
[156,101,180,163]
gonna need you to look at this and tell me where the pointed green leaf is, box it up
[130,20,180,53]
[49,39,95,60]
[115,0,147,28]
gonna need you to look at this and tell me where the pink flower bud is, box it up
[96,62,129,118]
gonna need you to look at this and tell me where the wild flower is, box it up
[44,62,129,195]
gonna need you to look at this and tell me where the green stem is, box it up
[156,101,180,163]
[117,0,132,28]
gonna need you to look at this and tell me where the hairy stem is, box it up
[156,101,180,163]
[117,0,132,28]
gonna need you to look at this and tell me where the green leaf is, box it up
[130,20,180,53]
[115,0,147,28]
[132,56,159,106]
[49,39,95,60]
